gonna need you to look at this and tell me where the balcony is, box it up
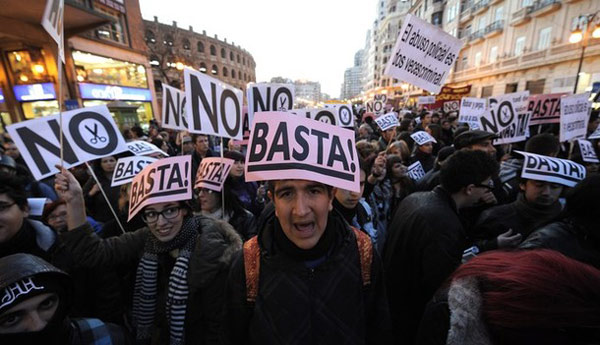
[459,29,472,48]
[484,20,504,38]
[531,0,561,17]
[510,6,533,26]
[490,0,504,4]
[472,0,490,15]
[460,7,474,23]
[470,29,485,44]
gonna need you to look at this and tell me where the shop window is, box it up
[210,45,216,56]
[223,67,228,77]
[197,41,204,53]
[230,51,234,61]
[72,50,148,88]
[164,35,174,46]
[199,63,207,73]
[22,101,59,119]
[145,30,156,44]
[94,5,128,45]
[182,39,190,50]
[6,49,51,85]
[211,65,218,75]
[150,55,160,66]
[221,48,226,58]
[231,69,236,78]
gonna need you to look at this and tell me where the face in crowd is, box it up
[391,162,407,180]
[195,135,209,155]
[335,169,366,209]
[197,188,220,213]
[465,177,495,207]
[182,138,194,154]
[520,180,563,207]
[0,193,28,243]
[468,139,496,158]
[418,142,433,155]
[46,204,68,233]
[381,128,395,143]
[230,160,245,178]
[0,292,60,334]
[421,113,432,127]
[2,143,19,160]
[141,202,187,242]
[269,180,335,250]
[100,156,116,174]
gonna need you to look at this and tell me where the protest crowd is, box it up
[1,9,600,345]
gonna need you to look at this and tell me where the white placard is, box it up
[410,131,437,145]
[247,83,294,125]
[41,0,64,63]
[374,113,400,131]
[366,94,387,116]
[161,84,187,131]
[384,13,463,94]
[126,141,168,157]
[479,91,530,135]
[407,161,426,181]
[516,151,586,187]
[27,198,47,216]
[417,96,436,105]
[288,107,353,127]
[578,139,599,163]
[111,156,157,187]
[560,93,590,142]
[459,97,486,127]
[6,105,128,180]
[493,94,531,145]
[443,100,460,113]
[589,127,600,140]
[184,68,244,139]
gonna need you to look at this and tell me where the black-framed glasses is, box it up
[474,179,495,191]
[141,206,181,224]
[0,202,16,213]
[195,188,214,196]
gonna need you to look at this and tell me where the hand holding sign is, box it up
[194,157,234,192]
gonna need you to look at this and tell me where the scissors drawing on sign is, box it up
[85,123,107,144]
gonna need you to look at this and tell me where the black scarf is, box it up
[273,214,337,262]
[514,193,562,235]
[0,220,49,260]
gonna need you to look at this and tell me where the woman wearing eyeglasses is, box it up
[53,167,242,345]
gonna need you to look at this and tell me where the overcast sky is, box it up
[139,0,376,98]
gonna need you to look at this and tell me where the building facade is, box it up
[294,80,322,104]
[0,0,159,130]
[144,17,256,105]
[340,49,364,100]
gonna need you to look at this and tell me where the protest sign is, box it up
[384,13,463,94]
[560,93,590,142]
[111,156,157,187]
[417,96,436,105]
[288,107,353,127]
[27,198,47,216]
[515,151,586,187]
[443,100,459,113]
[577,139,599,163]
[374,112,399,131]
[527,93,565,125]
[128,156,192,221]
[161,84,187,131]
[184,68,244,139]
[232,106,250,146]
[410,131,437,145]
[245,111,360,192]
[366,94,387,116]
[247,83,294,121]
[407,161,426,181]
[589,126,600,140]
[459,97,486,128]
[423,85,472,110]
[127,140,168,157]
[194,157,234,192]
[327,103,355,128]
[493,93,531,145]
[479,91,529,135]
[42,0,64,63]
[7,105,128,180]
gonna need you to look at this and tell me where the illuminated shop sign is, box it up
[0,88,4,103]
[13,83,56,101]
[78,83,152,101]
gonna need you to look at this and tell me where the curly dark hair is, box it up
[0,173,28,210]
[440,150,499,193]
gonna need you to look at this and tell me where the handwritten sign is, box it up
[374,113,400,131]
[194,157,234,192]
[516,151,586,187]
[245,112,360,192]
[560,93,590,142]
[459,97,486,128]
[111,156,157,187]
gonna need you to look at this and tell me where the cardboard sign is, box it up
[560,93,590,142]
[493,94,531,145]
[366,94,387,116]
[128,156,192,221]
[288,108,353,127]
[425,85,472,110]
[417,96,436,105]
[41,0,64,63]
[374,112,399,131]
[111,156,157,187]
[410,131,437,145]
[443,100,459,113]
[384,13,463,94]
[27,198,47,216]
[245,112,360,192]
[479,91,529,135]
[184,68,244,139]
[527,93,565,125]
[232,106,250,146]
[247,83,294,122]
[407,161,426,181]
[589,127,600,140]
[459,97,486,128]
[578,139,599,163]
[194,157,234,192]
[161,84,187,131]
[6,105,128,180]
[127,140,168,157]
[516,151,586,187]
[326,103,355,128]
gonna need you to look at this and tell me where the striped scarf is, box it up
[132,217,198,345]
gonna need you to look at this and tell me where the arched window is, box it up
[197,41,204,53]
[223,67,228,77]
[164,34,174,46]
[210,45,216,56]
[237,54,240,63]
[145,30,156,44]
[243,57,246,65]
[182,39,190,50]
[230,51,234,61]
[149,55,160,66]
[211,64,218,75]
[199,63,207,73]
[231,69,236,78]
[221,48,226,58]
[243,73,246,81]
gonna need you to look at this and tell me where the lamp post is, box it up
[569,11,600,94]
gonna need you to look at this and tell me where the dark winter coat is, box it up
[409,150,435,173]
[382,186,467,344]
[191,149,215,183]
[226,212,393,345]
[83,174,121,223]
[228,208,258,242]
[61,216,242,344]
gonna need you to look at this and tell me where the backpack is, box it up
[243,227,373,302]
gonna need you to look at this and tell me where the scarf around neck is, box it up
[132,216,199,345]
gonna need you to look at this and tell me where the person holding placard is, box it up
[82,156,120,223]
[224,150,265,218]
[54,167,242,345]
[191,134,215,182]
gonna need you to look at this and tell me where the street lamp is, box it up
[569,11,600,94]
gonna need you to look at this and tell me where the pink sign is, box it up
[245,112,360,192]
[128,156,192,221]
[194,157,234,192]
[527,93,566,125]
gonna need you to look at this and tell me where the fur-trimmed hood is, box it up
[446,277,492,345]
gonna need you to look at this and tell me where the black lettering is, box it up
[70,111,118,154]
[252,86,270,112]
[273,87,293,110]
[166,163,184,189]
[248,122,269,162]
[124,161,134,176]
[292,126,309,161]
[115,162,125,178]
[220,89,241,137]
[267,122,290,161]
[190,75,218,132]
[156,165,169,190]
[327,136,349,170]
[311,129,329,165]
[145,169,155,194]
